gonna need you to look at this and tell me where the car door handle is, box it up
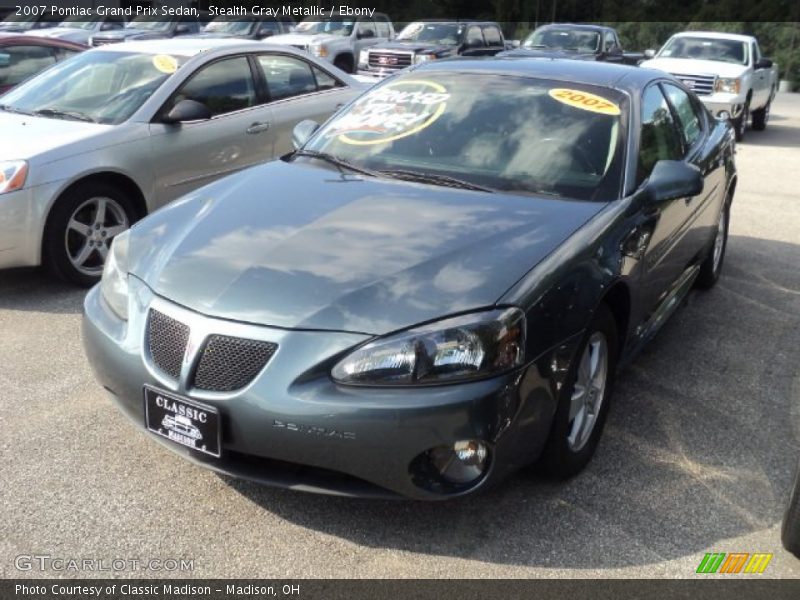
[246,122,270,134]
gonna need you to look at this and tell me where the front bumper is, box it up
[82,279,564,500]
[0,181,61,270]
[698,93,747,119]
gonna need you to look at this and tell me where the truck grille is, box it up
[147,309,190,379]
[670,72,716,96]
[368,51,413,70]
[193,335,278,392]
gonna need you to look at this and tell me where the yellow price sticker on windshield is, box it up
[152,54,178,74]
[548,88,620,115]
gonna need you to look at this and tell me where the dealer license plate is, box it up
[144,386,221,457]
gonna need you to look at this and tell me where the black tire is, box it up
[333,54,354,73]
[537,303,618,479]
[782,460,800,558]
[751,96,772,131]
[734,101,749,142]
[696,200,730,289]
[43,181,137,287]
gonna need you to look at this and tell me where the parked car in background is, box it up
[0,39,362,284]
[357,21,506,78]
[0,10,60,32]
[0,35,86,93]
[641,32,778,141]
[82,58,736,500]
[196,14,294,40]
[25,14,126,45]
[503,24,642,65]
[268,12,394,73]
[90,14,204,47]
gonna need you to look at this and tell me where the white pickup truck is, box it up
[642,32,778,141]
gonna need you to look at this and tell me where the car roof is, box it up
[417,56,663,92]
[0,35,87,50]
[670,31,755,43]
[101,37,261,57]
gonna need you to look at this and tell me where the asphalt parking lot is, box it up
[1,93,799,579]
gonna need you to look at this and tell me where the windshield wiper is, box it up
[33,108,96,123]
[379,169,495,193]
[0,104,33,116]
[292,149,380,178]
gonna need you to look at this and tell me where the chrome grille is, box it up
[671,72,716,96]
[147,309,190,380]
[193,335,277,392]
[368,51,413,70]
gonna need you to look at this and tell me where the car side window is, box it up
[312,65,342,91]
[482,26,502,47]
[171,57,256,117]
[0,45,57,88]
[466,26,484,47]
[638,85,684,183]
[375,17,390,39]
[662,83,703,150]
[54,48,80,62]
[258,54,319,101]
[604,32,617,51]
[357,19,376,39]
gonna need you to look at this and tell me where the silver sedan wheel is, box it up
[712,209,727,274]
[567,332,609,452]
[65,196,129,277]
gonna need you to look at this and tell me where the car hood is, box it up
[268,32,336,46]
[503,48,598,60]
[0,112,112,161]
[370,41,455,54]
[129,160,606,334]
[640,57,746,78]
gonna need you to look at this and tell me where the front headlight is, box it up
[332,308,525,386]
[100,230,130,320]
[714,77,741,94]
[310,43,328,57]
[0,160,28,195]
[414,54,436,64]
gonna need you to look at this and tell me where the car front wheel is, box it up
[538,303,618,478]
[734,101,749,142]
[44,182,136,287]
[696,201,730,289]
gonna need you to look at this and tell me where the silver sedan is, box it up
[0,38,362,284]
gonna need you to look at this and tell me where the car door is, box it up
[750,41,770,107]
[148,54,273,207]
[255,53,353,155]
[353,18,379,57]
[636,83,700,316]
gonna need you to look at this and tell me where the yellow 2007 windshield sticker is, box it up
[152,54,178,74]
[330,80,450,146]
[548,88,620,115]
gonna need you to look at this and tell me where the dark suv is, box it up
[357,21,506,78]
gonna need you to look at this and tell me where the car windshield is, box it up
[0,50,186,125]
[59,16,100,30]
[204,17,256,35]
[523,28,601,52]
[126,17,173,31]
[293,18,354,36]
[396,22,462,45]
[303,73,626,201]
[659,36,748,65]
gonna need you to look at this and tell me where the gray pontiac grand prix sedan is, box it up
[0,38,361,284]
[83,58,736,499]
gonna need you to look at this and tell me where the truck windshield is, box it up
[303,72,627,201]
[294,18,354,36]
[396,22,462,45]
[659,37,748,65]
[523,28,600,52]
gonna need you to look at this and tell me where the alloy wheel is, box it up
[65,196,129,277]
[567,332,609,452]
[712,208,727,274]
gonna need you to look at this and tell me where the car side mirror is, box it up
[258,28,274,38]
[175,24,191,35]
[644,160,704,203]
[292,119,320,149]
[162,99,212,124]
[357,29,375,40]
[755,57,773,69]
[644,48,656,59]
[606,44,622,55]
